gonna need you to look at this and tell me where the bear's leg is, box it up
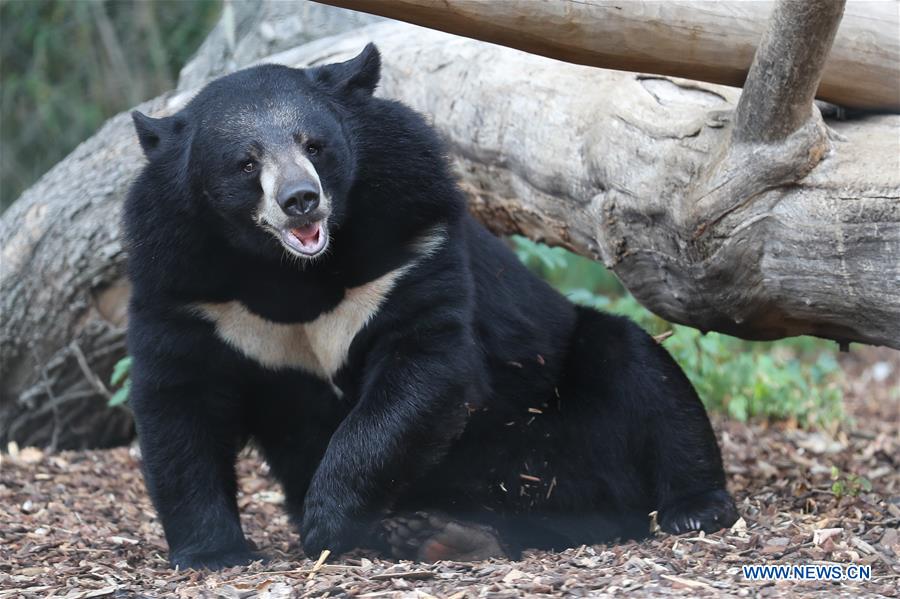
[567,307,739,536]
[131,379,259,570]
[650,395,740,534]
[252,420,335,539]
[245,376,349,540]
[299,319,478,555]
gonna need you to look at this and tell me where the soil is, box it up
[1,348,898,598]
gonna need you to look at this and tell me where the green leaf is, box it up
[110,356,132,386]
[566,289,610,309]
[831,481,844,498]
[108,380,131,407]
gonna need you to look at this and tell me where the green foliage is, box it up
[108,356,131,407]
[511,236,845,427]
[513,236,623,298]
[0,0,221,211]
[829,466,872,500]
[110,355,131,387]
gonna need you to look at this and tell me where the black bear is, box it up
[124,44,737,570]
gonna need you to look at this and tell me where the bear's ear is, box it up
[312,43,381,97]
[131,111,187,160]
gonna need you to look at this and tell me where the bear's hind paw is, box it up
[380,511,507,562]
[659,489,739,535]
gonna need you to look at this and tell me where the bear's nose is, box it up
[276,181,320,216]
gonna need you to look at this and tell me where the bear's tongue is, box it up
[290,222,321,248]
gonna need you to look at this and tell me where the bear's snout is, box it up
[277,180,320,217]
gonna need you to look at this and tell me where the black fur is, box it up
[124,44,737,570]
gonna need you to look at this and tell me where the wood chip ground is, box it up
[2,348,897,598]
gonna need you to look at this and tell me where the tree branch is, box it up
[735,0,846,143]
[312,0,899,111]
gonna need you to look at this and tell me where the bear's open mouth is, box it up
[280,220,328,257]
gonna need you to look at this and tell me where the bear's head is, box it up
[131,44,383,262]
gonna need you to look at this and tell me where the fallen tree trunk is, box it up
[270,18,899,347]
[2,8,898,449]
[315,0,900,112]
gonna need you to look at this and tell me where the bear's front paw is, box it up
[170,548,266,571]
[300,511,354,557]
[300,500,362,557]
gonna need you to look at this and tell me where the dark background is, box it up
[0,0,221,211]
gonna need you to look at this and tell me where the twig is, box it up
[545,476,557,500]
[660,574,714,590]
[69,341,111,399]
[369,570,435,580]
[653,330,674,344]
[307,549,331,580]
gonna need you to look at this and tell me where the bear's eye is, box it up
[305,143,321,156]
[242,161,256,173]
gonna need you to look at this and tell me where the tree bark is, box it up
[733,1,845,143]
[314,0,900,112]
[2,9,898,449]
[0,103,144,450]
[176,0,381,91]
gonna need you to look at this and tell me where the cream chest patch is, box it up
[194,267,402,380]
[193,225,447,381]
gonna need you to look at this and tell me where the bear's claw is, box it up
[659,489,739,535]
